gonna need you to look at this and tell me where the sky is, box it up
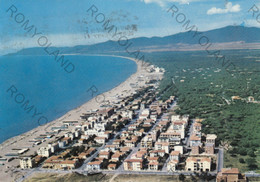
[0,0,260,55]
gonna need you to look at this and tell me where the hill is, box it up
[8,25,260,56]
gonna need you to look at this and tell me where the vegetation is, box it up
[139,50,260,172]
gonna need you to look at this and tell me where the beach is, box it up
[0,55,163,181]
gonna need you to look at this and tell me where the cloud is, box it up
[140,0,198,7]
[207,2,241,15]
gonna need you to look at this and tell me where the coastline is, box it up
[0,55,140,148]
[0,54,163,181]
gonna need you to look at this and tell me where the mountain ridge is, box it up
[7,25,260,56]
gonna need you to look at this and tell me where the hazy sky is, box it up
[0,0,260,55]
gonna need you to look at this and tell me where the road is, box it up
[185,119,194,148]
[217,148,224,172]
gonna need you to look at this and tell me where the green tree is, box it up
[179,174,185,181]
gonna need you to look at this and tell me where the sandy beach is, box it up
[0,55,163,181]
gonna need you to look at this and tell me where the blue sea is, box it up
[0,55,136,143]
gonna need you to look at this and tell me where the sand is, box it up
[0,55,164,181]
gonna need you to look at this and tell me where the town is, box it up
[2,72,245,182]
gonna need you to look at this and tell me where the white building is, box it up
[37,147,51,157]
[20,157,35,169]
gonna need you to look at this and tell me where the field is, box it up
[25,172,215,182]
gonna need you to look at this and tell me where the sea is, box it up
[0,55,136,143]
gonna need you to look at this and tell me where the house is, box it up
[148,161,159,171]
[108,163,117,170]
[99,151,111,159]
[110,152,122,162]
[86,160,102,171]
[105,144,118,152]
[185,157,211,172]
[20,157,35,169]
[167,160,178,172]
[216,168,247,182]
[37,147,51,157]
[123,159,143,171]
[231,96,242,101]
[248,96,255,102]
[78,152,88,159]
[95,137,107,144]
[170,151,180,161]
[131,150,147,160]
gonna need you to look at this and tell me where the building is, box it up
[248,96,255,102]
[108,163,117,170]
[99,151,111,159]
[191,143,200,155]
[148,161,159,171]
[37,147,51,157]
[20,157,35,169]
[170,151,180,161]
[155,142,170,153]
[123,159,143,171]
[216,168,247,182]
[174,146,184,154]
[189,135,201,147]
[185,157,211,172]
[141,135,153,149]
[86,160,102,171]
[167,160,178,172]
[206,134,217,145]
[48,143,59,153]
[43,156,79,170]
[95,137,107,144]
[205,143,214,155]
[193,122,202,133]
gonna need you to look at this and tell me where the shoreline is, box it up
[0,55,140,147]
[0,54,163,182]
